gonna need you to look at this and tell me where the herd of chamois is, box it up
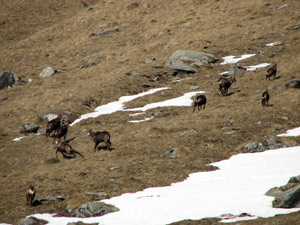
[25,62,277,206]
[193,62,277,112]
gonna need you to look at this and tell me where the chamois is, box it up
[193,94,207,112]
[266,63,277,80]
[52,124,68,143]
[217,76,236,96]
[55,138,84,158]
[88,129,111,151]
[46,115,62,138]
[26,185,36,206]
[261,89,270,106]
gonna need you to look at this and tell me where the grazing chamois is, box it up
[52,124,68,143]
[26,185,36,206]
[266,63,277,80]
[55,138,84,158]
[261,89,270,106]
[217,76,236,96]
[46,115,62,138]
[193,94,207,112]
[88,129,111,151]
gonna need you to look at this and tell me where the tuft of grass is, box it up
[46,158,61,164]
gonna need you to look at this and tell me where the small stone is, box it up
[110,167,120,171]
[39,67,56,78]
[281,116,289,121]
[145,57,156,64]
[278,4,289,10]
[254,120,262,125]
[189,85,199,90]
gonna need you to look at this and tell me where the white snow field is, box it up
[220,54,256,65]
[29,146,300,225]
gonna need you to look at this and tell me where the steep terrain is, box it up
[1,0,300,224]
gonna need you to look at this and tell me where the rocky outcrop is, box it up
[67,202,119,218]
[242,137,291,153]
[266,175,300,208]
[20,123,40,134]
[39,67,56,78]
[0,71,20,89]
[165,50,218,73]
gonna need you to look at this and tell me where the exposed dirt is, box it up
[1,0,300,224]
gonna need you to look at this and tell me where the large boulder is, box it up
[67,202,119,218]
[165,50,218,73]
[273,184,300,208]
[0,71,19,89]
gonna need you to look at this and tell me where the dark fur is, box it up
[55,139,84,158]
[26,185,36,206]
[261,89,270,106]
[52,124,68,143]
[193,94,207,112]
[88,129,111,151]
[218,76,236,96]
[266,63,277,80]
[46,115,62,138]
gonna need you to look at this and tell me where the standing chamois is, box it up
[55,138,84,158]
[193,94,207,112]
[88,129,111,151]
[26,185,36,206]
[52,124,68,143]
[46,115,62,138]
[217,76,236,96]
[266,63,277,80]
[261,89,270,106]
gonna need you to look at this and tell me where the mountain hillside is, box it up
[1,0,300,224]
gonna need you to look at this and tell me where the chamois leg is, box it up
[94,142,99,152]
[106,140,111,150]
[219,86,224,96]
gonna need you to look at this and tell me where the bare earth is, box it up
[1,0,300,224]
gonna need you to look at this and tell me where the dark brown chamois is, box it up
[88,129,111,151]
[217,76,236,96]
[52,124,68,143]
[261,89,270,106]
[55,138,84,158]
[26,185,36,206]
[193,94,207,112]
[46,115,62,138]
[266,63,277,80]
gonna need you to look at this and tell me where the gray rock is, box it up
[286,80,300,89]
[145,57,156,64]
[274,184,300,208]
[67,202,119,218]
[289,175,300,184]
[39,195,65,202]
[254,120,262,125]
[292,25,300,30]
[39,67,56,78]
[266,187,283,198]
[165,50,218,73]
[228,66,241,75]
[0,71,19,89]
[281,116,289,121]
[85,191,109,200]
[18,217,47,225]
[224,120,233,126]
[162,148,176,158]
[44,114,59,122]
[242,141,265,153]
[224,130,236,135]
[21,123,40,133]
[266,137,291,150]
[84,52,105,60]
[278,4,289,10]
[189,85,199,90]
[91,28,120,36]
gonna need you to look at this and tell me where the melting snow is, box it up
[220,54,255,65]
[278,127,300,137]
[70,87,169,126]
[245,63,271,71]
[30,146,300,225]
[128,117,153,123]
[12,136,27,141]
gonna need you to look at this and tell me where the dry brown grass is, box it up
[1,0,300,224]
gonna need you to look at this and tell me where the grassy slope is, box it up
[1,0,300,224]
